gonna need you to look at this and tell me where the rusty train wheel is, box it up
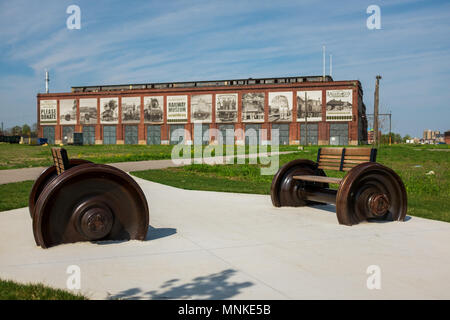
[32,163,149,248]
[29,159,92,219]
[336,162,407,226]
[271,159,328,207]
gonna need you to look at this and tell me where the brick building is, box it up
[37,75,368,145]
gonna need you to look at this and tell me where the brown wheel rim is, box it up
[336,162,407,226]
[32,163,149,248]
[29,159,92,219]
[271,159,328,207]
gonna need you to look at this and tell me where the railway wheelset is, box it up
[29,148,149,248]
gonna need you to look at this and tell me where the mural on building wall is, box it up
[143,96,164,123]
[326,90,353,121]
[79,98,98,124]
[242,93,265,122]
[121,97,141,123]
[268,92,292,122]
[297,91,323,122]
[191,94,212,123]
[216,93,238,123]
[167,95,188,123]
[59,99,77,125]
[39,100,57,125]
[100,98,119,124]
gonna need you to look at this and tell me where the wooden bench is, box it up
[270,147,407,226]
[293,147,377,185]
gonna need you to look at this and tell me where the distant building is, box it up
[368,130,374,144]
[423,129,432,140]
[421,129,445,144]
[367,129,381,144]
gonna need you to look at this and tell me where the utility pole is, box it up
[373,75,382,146]
[388,111,392,145]
[305,92,308,146]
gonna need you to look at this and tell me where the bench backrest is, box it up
[51,147,70,175]
[317,147,377,172]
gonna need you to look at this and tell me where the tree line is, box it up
[0,123,38,137]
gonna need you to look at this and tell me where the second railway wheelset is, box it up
[271,147,407,225]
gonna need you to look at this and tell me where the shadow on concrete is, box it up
[95,225,176,245]
[107,269,253,300]
[367,215,412,223]
[309,204,412,223]
[309,203,336,213]
[145,225,177,240]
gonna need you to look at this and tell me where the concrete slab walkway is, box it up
[0,151,292,184]
[1,177,450,299]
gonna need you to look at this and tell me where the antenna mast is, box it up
[322,46,326,81]
[45,69,50,93]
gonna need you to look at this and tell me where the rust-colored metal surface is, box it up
[32,163,149,248]
[270,148,407,226]
[270,159,328,207]
[28,159,92,218]
[336,162,407,226]
[30,148,149,248]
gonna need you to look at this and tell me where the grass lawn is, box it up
[0,144,448,223]
[0,143,298,170]
[132,144,450,223]
[0,180,34,211]
[0,279,87,300]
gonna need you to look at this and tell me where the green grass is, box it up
[131,144,450,223]
[0,144,448,223]
[0,143,298,170]
[0,180,34,211]
[0,279,87,300]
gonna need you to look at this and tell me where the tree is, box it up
[380,132,403,144]
[22,124,31,136]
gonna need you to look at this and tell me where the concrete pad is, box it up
[1,177,450,299]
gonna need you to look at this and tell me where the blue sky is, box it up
[0,0,449,137]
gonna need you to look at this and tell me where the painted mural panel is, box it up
[268,92,292,122]
[122,97,141,123]
[59,99,77,125]
[216,93,238,123]
[40,100,57,125]
[143,96,164,123]
[167,95,188,123]
[100,98,119,124]
[297,91,323,122]
[242,93,265,122]
[326,89,353,121]
[191,94,212,123]
[79,98,98,124]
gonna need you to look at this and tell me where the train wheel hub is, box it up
[369,193,390,216]
[73,199,114,240]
